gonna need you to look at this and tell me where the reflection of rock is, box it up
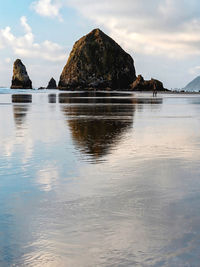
[12,94,32,103]
[130,75,167,91]
[58,29,136,90]
[48,94,57,103]
[47,78,57,89]
[11,59,32,89]
[59,92,134,104]
[59,92,163,105]
[13,105,30,128]
[60,93,135,161]
[132,98,163,105]
[59,91,133,98]
[12,94,32,128]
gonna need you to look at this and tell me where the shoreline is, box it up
[1,88,200,95]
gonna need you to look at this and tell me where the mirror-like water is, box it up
[0,89,200,266]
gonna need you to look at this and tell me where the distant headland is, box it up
[10,28,167,91]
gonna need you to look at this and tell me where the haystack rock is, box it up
[58,28,136,90]
[47,78,57,89]
[130,75,166,91]
[11,59,32,89]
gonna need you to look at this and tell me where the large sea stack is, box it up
[47,78,57,89]
[11,59,32,89]
[58,29,136,90]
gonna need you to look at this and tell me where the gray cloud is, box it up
[65,0,200,57]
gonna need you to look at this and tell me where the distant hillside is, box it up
[184,76,200,92]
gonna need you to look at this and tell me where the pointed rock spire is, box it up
[11,59,32,89]
[47,77,57,89]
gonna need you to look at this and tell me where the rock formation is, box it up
[47,77,57,89]
[130,75,166,91]
[11,59,32,89]
[184,76,200,92]
[58,28,136,90]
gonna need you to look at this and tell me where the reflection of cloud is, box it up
[0,101,33,161]
[22,138,34,165]
[2,138,15,158]
[0,135,34,165]
[105,114,200,166]
[37,165,59,191]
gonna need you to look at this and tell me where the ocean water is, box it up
[0,89,200,266]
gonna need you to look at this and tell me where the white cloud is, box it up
[0,16,66,62]
[20,16,32,33]
[31,0,62,21]
[1,27,15,43]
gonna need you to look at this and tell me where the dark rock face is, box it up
[130,75,166,91]
[47,78,57,89]
[11,59,32,89]
[58,29,136,90]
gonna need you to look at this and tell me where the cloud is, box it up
[5,58,11,63]
[64,0,200,58]
[20,16,32,33]
[189,66,200,75]
[31,0,62,21]
[0,16,66,62]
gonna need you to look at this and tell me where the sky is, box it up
[1,0,200,88]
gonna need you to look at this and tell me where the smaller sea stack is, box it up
[11,59,32,89]
[47,78,57,89]
[130,75,166,91]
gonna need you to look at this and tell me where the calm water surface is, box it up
[0,89,200,266]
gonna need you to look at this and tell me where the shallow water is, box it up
[0,89,200,266]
